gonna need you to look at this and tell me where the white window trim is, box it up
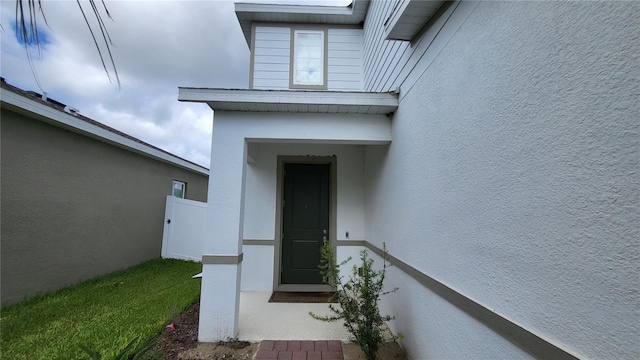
[172,180,186,198]
[290,28,328,90]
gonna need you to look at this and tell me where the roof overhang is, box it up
[1,87,209,176]
[235,0,370,46]
[384,0,445,41]
[178,88,398,115]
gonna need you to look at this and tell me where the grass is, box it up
[0,258,202,360]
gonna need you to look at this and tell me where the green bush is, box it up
[310,243,398,360]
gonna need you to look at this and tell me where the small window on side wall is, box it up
[291,29,326,89]
[172,181,186,198]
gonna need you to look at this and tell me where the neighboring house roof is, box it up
[1,78,209,176]
[178,87,398,115]
[235,0,370,46]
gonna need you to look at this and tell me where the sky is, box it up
[1,0,350,168]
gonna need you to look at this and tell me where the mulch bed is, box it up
[153,300,407,360]
[154,301,256,360]
[154,301,201,359]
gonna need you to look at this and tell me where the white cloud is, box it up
[0,0,350,168]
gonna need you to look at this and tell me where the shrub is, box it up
[310,242,398,360]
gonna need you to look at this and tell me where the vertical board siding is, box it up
[252,26,363,91]
[252,26,291,90]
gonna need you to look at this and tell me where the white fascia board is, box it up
[384,0,444,41]
[1,88,208,176]
[178,88,398,109]
[235,3,353,16]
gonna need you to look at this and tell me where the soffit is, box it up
[235,0,370,46]
[178,88,398,115]
[384,0,445,41]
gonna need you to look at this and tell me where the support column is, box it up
[198,119,246,341]
[199,255,243,341]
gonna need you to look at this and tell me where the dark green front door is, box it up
[281,163,330,284]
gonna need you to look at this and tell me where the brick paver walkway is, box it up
[256,340,343,360]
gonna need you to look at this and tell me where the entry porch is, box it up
[178,88,397,341]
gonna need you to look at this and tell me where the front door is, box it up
[281,163,330,284]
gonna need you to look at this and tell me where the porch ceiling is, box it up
[178,88,399,115]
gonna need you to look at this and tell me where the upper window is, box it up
[172,181,186,198]
[291,29,327,89]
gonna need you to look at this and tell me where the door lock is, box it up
[322,229,328,244]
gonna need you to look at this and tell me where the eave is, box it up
[384,0,445,41]
[235,0,370,46]
[178,88,398,115]
[1,87,208,176]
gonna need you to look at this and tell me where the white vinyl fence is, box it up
[161,195,206,261]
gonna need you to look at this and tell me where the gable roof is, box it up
[235,0,370,46]
[1,78,209,175]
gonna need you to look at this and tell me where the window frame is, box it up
[172,180,186,199]
[289,28,328,90]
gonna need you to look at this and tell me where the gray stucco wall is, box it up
[364,1,638,359]
[1,108,208,306]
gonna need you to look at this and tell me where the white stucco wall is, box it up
[364,1,639,359]
[240,245,275,291]
[241,143,367,291]
[205,111,390,254]
[201,110,390,340]
[207,111,388,295]
[243,143,366,241]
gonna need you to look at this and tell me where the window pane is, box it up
[172,181,185,198]
[293,30,324,86]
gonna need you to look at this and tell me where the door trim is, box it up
[274,156,336,292]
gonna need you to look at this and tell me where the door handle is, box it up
[322,229,328,244]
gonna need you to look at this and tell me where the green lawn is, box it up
[0,258,202,360]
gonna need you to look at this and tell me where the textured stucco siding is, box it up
[243,143,365,242]
[364,1,639,359]
[197,110,390,339]
[1,109,208,306]
[241,143,366,291]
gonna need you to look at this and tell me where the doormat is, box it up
[268,292,337,303]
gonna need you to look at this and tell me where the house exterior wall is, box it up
[252,26,290,90]
[327,28,364,91]
[363,0,408,92]
[251,26,363,90]
[241,143,366,291]
[198,110,390,340]
[362,0,460,93]
[0,108,208,306]
[364,1,639,359]
[205,110,389,255]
